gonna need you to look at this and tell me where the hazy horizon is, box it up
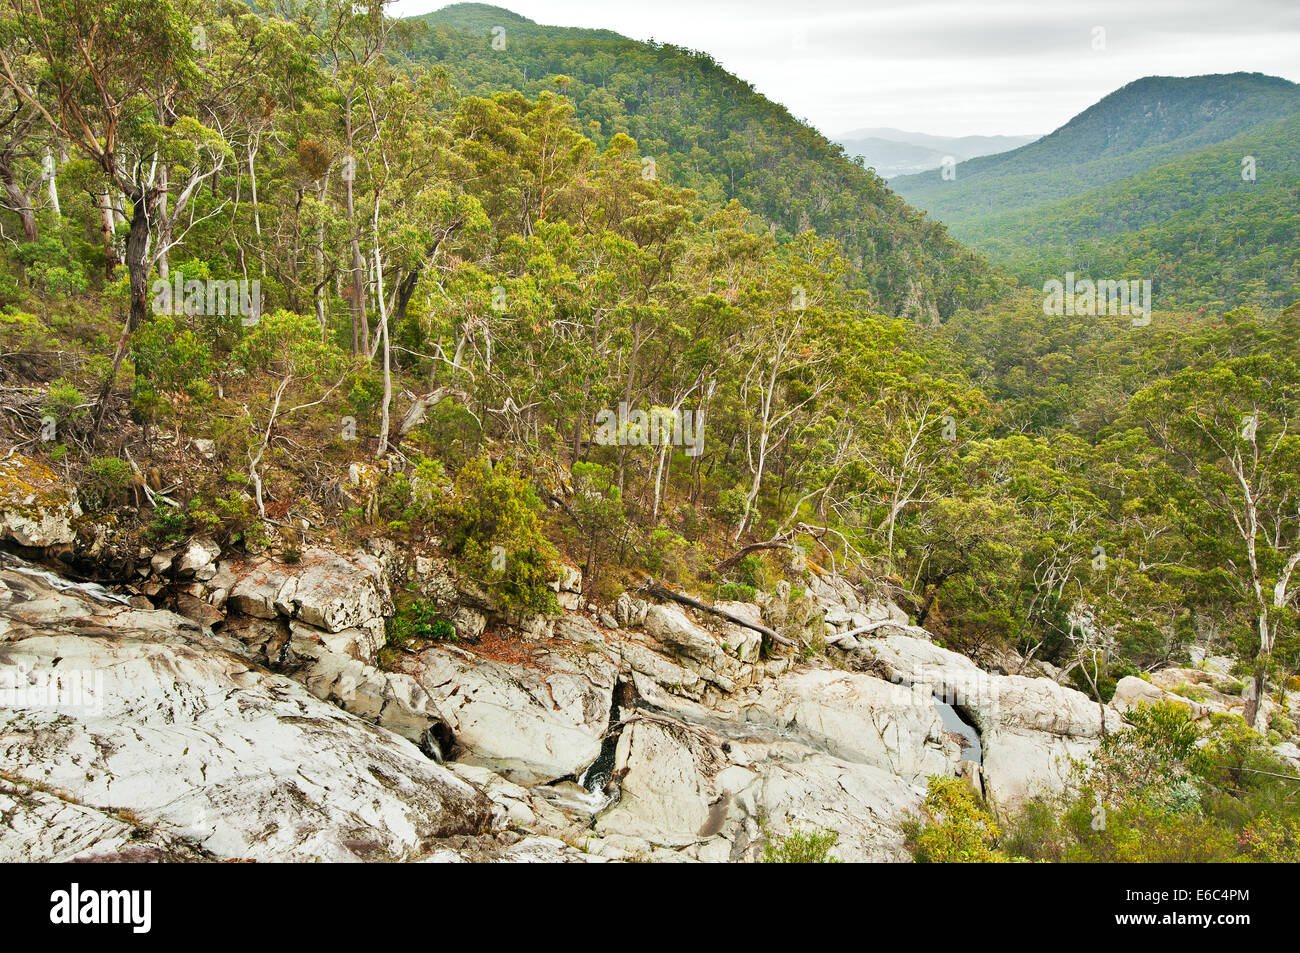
[392,0,1300,138]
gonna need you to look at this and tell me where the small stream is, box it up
[557,678,628,817]
[578,740,617,800]
[0,552,131,605]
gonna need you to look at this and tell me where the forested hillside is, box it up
[895,73,1300,225]
[969,114,1300,309]
[0,0,1298,864]
[892,73,1300,311]
[408,3,1004,321]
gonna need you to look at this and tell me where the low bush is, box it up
[761,825,842,863]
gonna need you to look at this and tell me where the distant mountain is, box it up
[834,128,1038,178]
[976,113,1300,310]
[406,3,1006,320]
[890,73,1300,309]
[892,73,1300,235]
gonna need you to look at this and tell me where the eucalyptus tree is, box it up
[1133,347,1300,727]
[0,1,199,407]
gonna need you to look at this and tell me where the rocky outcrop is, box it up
[594,718,727,847]
[0,562,494,862]
[854,633,1115,810]
[0,454,81,548]
[636,603,763,696]
[742,668,958,782]
[4,538,1146,862]
[589,712,927,862]
[214,546,389,641]
[1112,675,1207,718]
[806,569,910,646]
[410,643,616,784]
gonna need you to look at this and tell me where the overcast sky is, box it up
[389,0,1300,139]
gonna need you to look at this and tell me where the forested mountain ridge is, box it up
[893,72,1300,311]
[894,72,1300,229]
[407,3,1006,321]
[970,113,1300,310]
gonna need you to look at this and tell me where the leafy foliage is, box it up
[761,825,842,864]
[904,777,1010,863]
[438,456,559,613]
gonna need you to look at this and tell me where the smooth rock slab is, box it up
[0,567,493,862]
[0,778,211,863]
[980,726,1098,812]
[415,646,615,784]
[595,719,726,847]
[743,745,926,862]
[742,668,959,782]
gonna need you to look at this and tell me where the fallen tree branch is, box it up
[714,531,795,573]
[639,577,796,648]
[836,618,932,640]
[123,448,180,509]
[397,386,470,438]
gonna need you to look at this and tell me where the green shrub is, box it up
[346,366,384,419]
[37,265,88,296]
[43,378,85,422]
[904,776,1009,863]
[0,271,21,307]
[1061,798,1237,863]
[1083,700,1205,811]
[713,485,747,526]
[387,597,457,649]
[80,456,132,509]
[1266,710,1293,737]
[379,471,414,522]
[1237,815,1300,862]
[761,825,842,863]
[380,458,451,525]
[409,456,448,513]
[717,581,757,602]
[998,797,1068,862]
[131,314,213,408]
[185,493,265,547]
[438,456,558,614]
[18,237,87,297]
[735,553,766,590]
[994,701,1300,863]
[643,527,687,578]
[148,503,191,543]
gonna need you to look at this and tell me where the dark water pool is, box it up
[933,698,982,762]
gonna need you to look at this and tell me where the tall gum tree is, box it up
[0,0,209,431]
[1133,350,1300,727]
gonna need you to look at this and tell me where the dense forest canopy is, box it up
[408,2,1006,322]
